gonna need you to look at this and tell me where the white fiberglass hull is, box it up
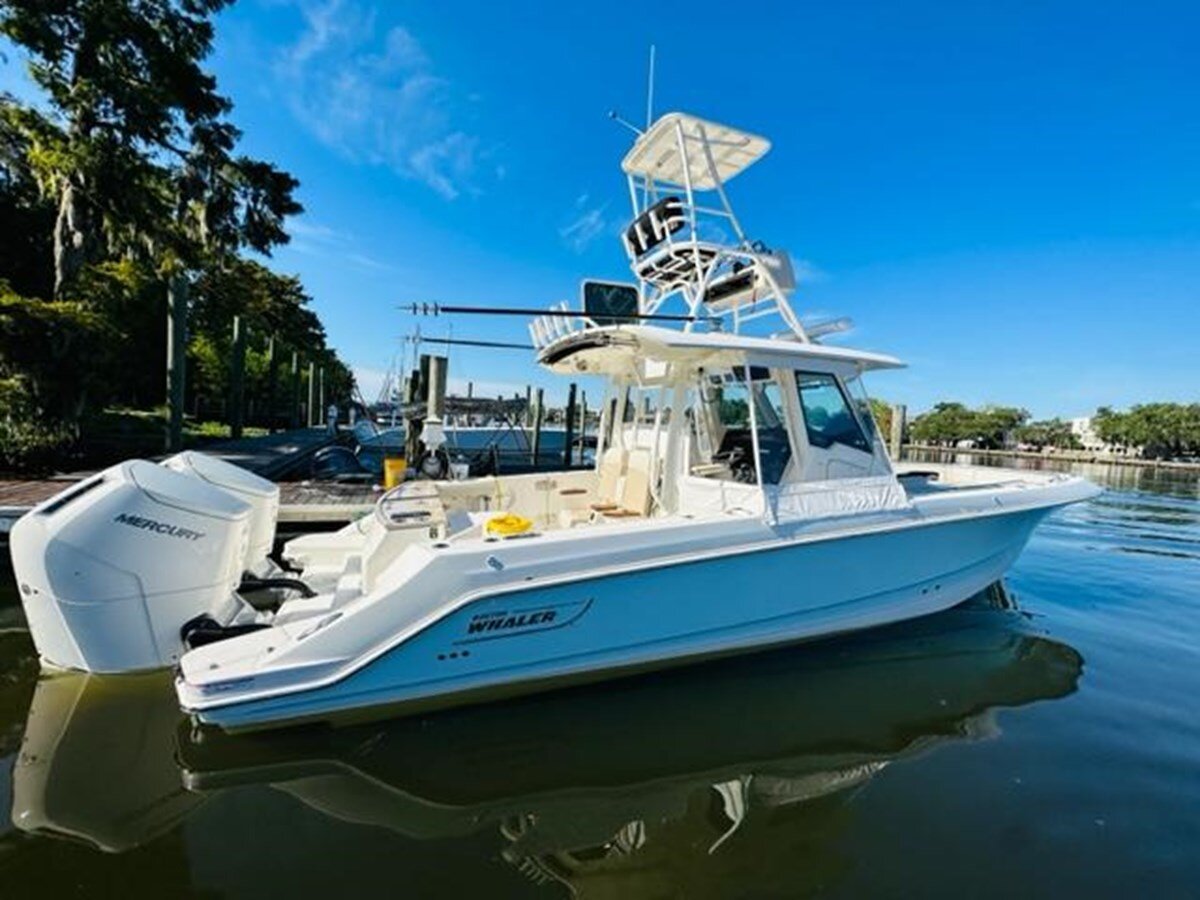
[183,501,1058,733]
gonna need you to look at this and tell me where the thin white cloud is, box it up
[560,193,611,253]
[274,1,490,199]
[408,131,478,201]
[343,251,395,272]
[792,258,826,284]
[285,215,397,272]
[287,218,344,241]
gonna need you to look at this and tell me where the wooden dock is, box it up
[0,478,376,535]
[199,427,340,480]
[0,428,372,537]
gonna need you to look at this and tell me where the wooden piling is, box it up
[265,335,278,433]
[306,361,316,427]
[531,387,544,465]
[404,367,422,462]
[427,355,448,420]
[229,315,246,439]
[889,403,907,458]
[563,383,577,466]
[318,366,326,426]
[290,352,301,429]
[580,390,588,457]
[165,275,188,452]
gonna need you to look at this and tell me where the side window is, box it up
[623,387,670,426]
[752,381,792,484]
[796,372,871,453]
[691,368,792,485]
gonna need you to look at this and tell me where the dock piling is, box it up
[563,383,577,466]
[306,362,316,428]
[531,387,544,465]
[265,335,278,432]
[404,365,422,462]
[318,366,326,426]
[165,275,188,451]
[889,404,907,458]
[580,390,588,458]
[427,356,448,420]
[290,352,301,430]
[230,315,246,439]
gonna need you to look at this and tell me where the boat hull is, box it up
[193,505,1048,732]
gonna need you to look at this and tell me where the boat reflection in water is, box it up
[11,582,1082,894]
[10,670,199,853]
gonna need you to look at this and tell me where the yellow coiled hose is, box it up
[485,513,534,537]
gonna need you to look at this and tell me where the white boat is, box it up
[9,112,1100,732]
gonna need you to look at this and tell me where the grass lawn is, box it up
[83,407,269,459]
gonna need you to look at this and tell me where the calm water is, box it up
[1,459,1198,898]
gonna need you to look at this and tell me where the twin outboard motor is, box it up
[10,459,259,673]
[162,451,280,576]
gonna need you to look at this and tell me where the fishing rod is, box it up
[399,302,702,323]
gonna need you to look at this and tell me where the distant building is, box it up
[1069,416,1140,457]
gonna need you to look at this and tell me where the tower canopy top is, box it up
[621,112,771,190]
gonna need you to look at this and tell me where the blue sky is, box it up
[3,1,1198,417]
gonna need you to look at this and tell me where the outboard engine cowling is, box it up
[10,460,254,673]
[161,451,280,575]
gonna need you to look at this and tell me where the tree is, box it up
[187,259,355,424]
[1093,403,1200,459]
[0,3,355,469]
[0,0,299,297]
[1013,418,1081,450]
[909,402,973,446]
[908,402,1029,448]
[975,406,1028,449]
[868,397,893,443]
[0,281,111,421]
[0,97,54,298]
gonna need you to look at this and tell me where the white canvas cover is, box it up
[767,476,913,522]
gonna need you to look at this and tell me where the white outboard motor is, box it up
[161,451,280,576]
[10,460,256,673]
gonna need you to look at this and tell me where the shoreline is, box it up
[902,444,1200,472]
